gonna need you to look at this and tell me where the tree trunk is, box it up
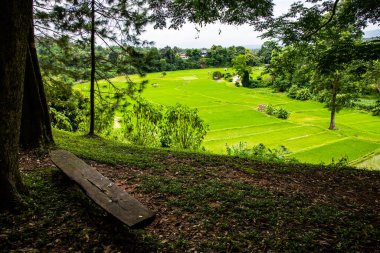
[329,82,337,130]
[20,23,54,149]
[89,0,96,135]
[0,0,31,209]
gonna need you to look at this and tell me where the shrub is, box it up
[276,107,290,119]
[212,71,223,80]
[160,104,208,150]
[261,104,290,119]
[295,88,312,101]
[224,72,232,79]
[226,142,297,163]
[287,85,298,99]
[123,99,163,146]
[265,104,277,115]
[50,107,73,131]
[248,79,261,88]
[273,79,291,92]
[288,85,312,101]
[331,155,349,167]
[372,100,380,116]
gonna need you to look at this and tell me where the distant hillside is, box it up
[243,44,262,50]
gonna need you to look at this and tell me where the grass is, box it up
[74,68,380,167]
[3,129,379,252]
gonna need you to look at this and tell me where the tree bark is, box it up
[20,23,54,148]
[0,0,31,209]
[89,0,96,135]
[329,81,337,130]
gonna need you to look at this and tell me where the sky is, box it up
[140,0,379,49]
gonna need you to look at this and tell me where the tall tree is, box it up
[258,40,278,64]
[261,0,380,129]
[0,0,32,208]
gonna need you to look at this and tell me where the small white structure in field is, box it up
[152,83,158,88]
[233,75,241,86]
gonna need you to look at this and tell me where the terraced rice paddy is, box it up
[75,68,380,168]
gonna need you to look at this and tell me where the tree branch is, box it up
[302,0,340,40]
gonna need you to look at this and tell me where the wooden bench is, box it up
[50,149,155,228]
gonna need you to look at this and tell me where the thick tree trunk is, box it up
[0,0,31,209]
[20,24,54,148]
[89,0,96,135]
[329,82,337,130]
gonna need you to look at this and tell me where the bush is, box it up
[372,100,380,116]
[224,72,232,79]
[276,107,290,119]
[212,71,223,80]
[123,99,163,146]
[160,104,208,150]
[287,85,312,101]
[287,85,298,99]
[273,79,291,92]
[261,104,290,119]
[248,79,261,88]
[226,142,297,163]
[265,104,277,115]
[50,107,73,131]
[295,88,312,101]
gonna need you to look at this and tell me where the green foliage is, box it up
[276,107,291,119]
[124,99,163,147]
[372,100,380,116]
[273,79,292,92]
[330,155,350,167]
[49,107,73,131]
[265,104,276,115]
[212,71,223,80]
[47,80,88,132]
[226,142,297,163]
[258,41,278,64]
[122,101,208,150]
[288,85,312,101]
[78,102,115,135]
[160,104,208,150]
[263,104,290,119]
[232,51,260,87]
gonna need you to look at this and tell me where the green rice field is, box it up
[75,68,380,168]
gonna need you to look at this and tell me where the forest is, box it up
[1,0,379,252]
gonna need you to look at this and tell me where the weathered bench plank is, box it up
[50,149,155,228]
